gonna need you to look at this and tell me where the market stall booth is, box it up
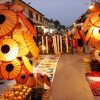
[0,2,55,100]
[82,2,100,97]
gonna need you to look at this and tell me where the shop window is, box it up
[29,10,33,19]
[36,14,38,21]
[40,16,43,22]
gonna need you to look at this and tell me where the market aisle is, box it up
[51,54,94,100]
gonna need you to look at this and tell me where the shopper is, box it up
[75,26,85,55]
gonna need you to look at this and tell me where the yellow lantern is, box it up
[22,31,39,59]
[92,26,100,40]
[0,38,19,61]
[13,18,29,57]
[22,56,33,74]
[89,11,100,27]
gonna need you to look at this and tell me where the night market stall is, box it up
[0,2,57,100]
[82,2,100,97]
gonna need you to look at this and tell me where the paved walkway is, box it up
[51,54,94,100]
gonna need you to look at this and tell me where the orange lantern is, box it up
[0,59,21,80]
[22,31,39,59]
[13,19,29,57]
[0,38,19,61]
[83,13,92,32]
[15,68,28,84]
[89,11,100,28]
[92,26,100,40]
[18,12,36,37]
[0,9,17,37]
[94,40,100,50]
[37,73,44,84]
[94,50,100,61]
[0,4,8,10]
[25,74,36,87]
[10,3,24,12]
[43,74,51,87]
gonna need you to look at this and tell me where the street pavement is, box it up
[51,53,94,100]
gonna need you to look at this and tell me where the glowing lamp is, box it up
[93,27,100,40]
[42,46,46,51]
[89,4,94,10]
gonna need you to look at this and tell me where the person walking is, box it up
[74,26,85,55]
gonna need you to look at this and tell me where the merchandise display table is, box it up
[0,54,60,100]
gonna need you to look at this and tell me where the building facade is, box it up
[44,18,57,35]
[12,0,44,35]
[0,0,57,36]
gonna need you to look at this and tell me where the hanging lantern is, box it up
[0,38,19,61]
[87,36,95,48]
[13,18,29,57]
[94,40,100,50]
[25,74,36,87]
[15,67,28,84]
[85,26,100,48]
[22,56,33,74]
[22,31,39,59]
[18,12,36,37]
[0,4,8,10]
[89,3,100,12]
[10,3,24,12]
[94,50,100,61]
[0,9,17,37]
[83,14,92,32]
[92,27,100,40]
[85,26,94,42]
[0,58,21,80]
[89,11,100,28]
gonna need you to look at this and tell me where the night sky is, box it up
[23,0,91,27]
[0,0,91,26]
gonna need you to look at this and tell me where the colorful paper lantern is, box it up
[90,11,100,28]
[0,9,17,37]
[10,3,24,12]
[92,26,100,40]
[15,67,28,84]
[37,73,44,84]
[22,56,33,74]
[43,74,51,86]
[85,26,94,42]
[0,4,8,10]
[0,38,19,61]
[85,26,100,48]
[25,74,36,87]
[18,12,36,37]
[94,40,100,50]
[13,19,29,57]
[83,14,92,31]
[0,58,21,80]
[22,31,39,59]
[94,50,100,61]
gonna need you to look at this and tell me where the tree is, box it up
[49,19,54,23]
[54,20,61,32]
[61,25,66,30]
[54,20,60,27]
